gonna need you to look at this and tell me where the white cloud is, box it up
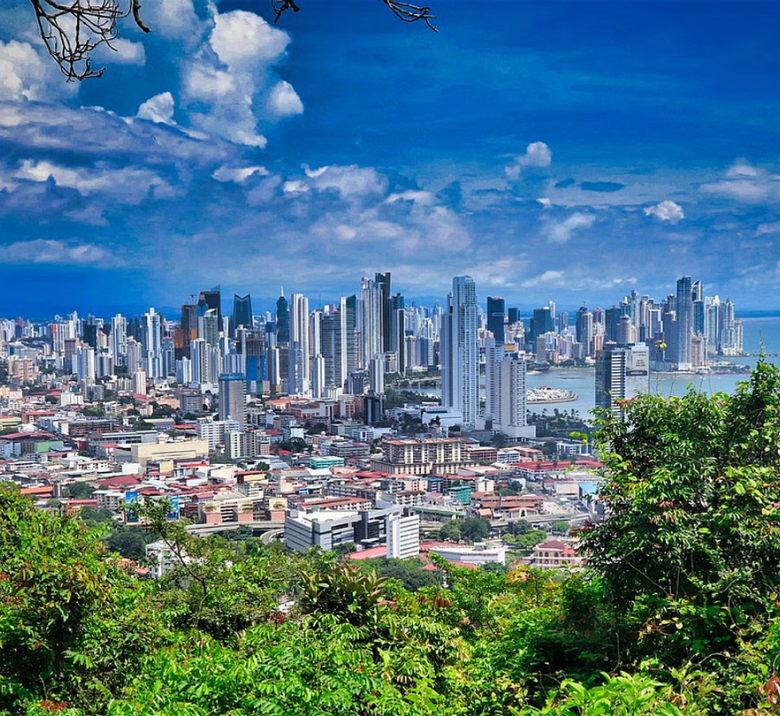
[545,212,595,243]
[283,180,309,194]
[701,161,780,204]
[212,165,269,183]
[14,160,174,203]
[386,190,435,206]
[137,92,176,125]
[537,197,552,208]
[95,38,146,66]
[522,270,565,288]
[304,164,388,197]
[644,200,684,224]
[0,239,119,266]
[210,10,290,67]
[141,0,203,42]
[267,81,303,117]
[0,40,69,102]
[505,141,552,180]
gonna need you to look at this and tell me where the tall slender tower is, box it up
[441,276,479,429]
[676,276,693,370]
[486,296,505,345]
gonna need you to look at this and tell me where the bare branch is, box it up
[383,0,437,31]
[28,0,150,81]
[272,0,301,25]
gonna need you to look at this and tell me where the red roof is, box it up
[96,475,142,488]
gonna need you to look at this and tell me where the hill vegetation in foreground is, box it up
[6,363,780,714]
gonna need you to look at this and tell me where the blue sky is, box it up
[1,0,779,317]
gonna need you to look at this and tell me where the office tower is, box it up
[531,307,553,345]
[177,304,197,360]
[288,293,310,396]
[197,286,221,324]
[311,354,326,399]
[176,357,192,384]
[321,302,347,392]
[389,292,405,369]
[75,346,96,382]
[198,309,219,348]
[603,306,621,343]
[161,337,176,377]
[358,276,383,368]
[507,307,520,326]
[617,314,637,345]
[720,297,742,355]
[558,310,569,334]
[375,272,392,353]
[441,275,479,429]
[345,295,359,375]
[484,337,503,423]
[595,342,650,419]
[111,314,127,366]
[275,290,290,344]
[486,297,505,345]
[219,373,247,429]
[369,355,385,394]
[576,307,594,357]
[704,296,720,356]
[83,317,99,349]
[231,294,253,336]
[141,307,163,379]
[676,276,693,370]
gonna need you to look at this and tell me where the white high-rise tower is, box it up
[441,276,479,429]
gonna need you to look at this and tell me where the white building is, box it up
[386,512,421,559]
[441,276,479,429]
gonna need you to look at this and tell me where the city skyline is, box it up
[1,1,780,314]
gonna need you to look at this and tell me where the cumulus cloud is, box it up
[180,8,297,147]
[505,141,552,180]
[267,81,304,117]
[701,161,780,204]
[304,164,388,197]
[14,160,174,203]
[94,38,146,66]
[386,190,435,206]
[644,200,684,224]
[212,165,269,183]
[0,40,70,102]
[137,92,176,125]
[0,239,120,266]
[545,212,596,243]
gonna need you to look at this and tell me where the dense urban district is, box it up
[4,272,779,715]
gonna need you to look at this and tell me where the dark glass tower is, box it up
[231,294,253,336]
[197,286,221,323]
[276,291,290,344]
[486,296,505,344]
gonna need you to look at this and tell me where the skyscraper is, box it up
[288,293,310,395]
[231,294,253,336]
[219,373,247,429]
[197,287,221,324]
[595,342,649,419]
[486,296,505,345]
[676,276,693,370]
[275,290,290,344]
[441,276,478,429]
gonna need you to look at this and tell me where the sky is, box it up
[1,0,780,318]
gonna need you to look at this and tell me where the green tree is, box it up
[437,520,461,543]
[460,518,490,543]
[65,482,95,499]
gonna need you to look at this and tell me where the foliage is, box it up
[64,482,95,499]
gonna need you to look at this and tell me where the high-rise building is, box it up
[486,297,505,345]
[288,293,310,396]
[197,287,221,324]
[111,314,127,366]
[595,342,649,419]
[575,307,594,358]
[531,307,553,345]
[676,276,693,370]
[275,290,289,344]
[231,294,253,336]
[219,373,247,430]
[141,308,163,379]
[493,350,535,439]
[441,276,479,429]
